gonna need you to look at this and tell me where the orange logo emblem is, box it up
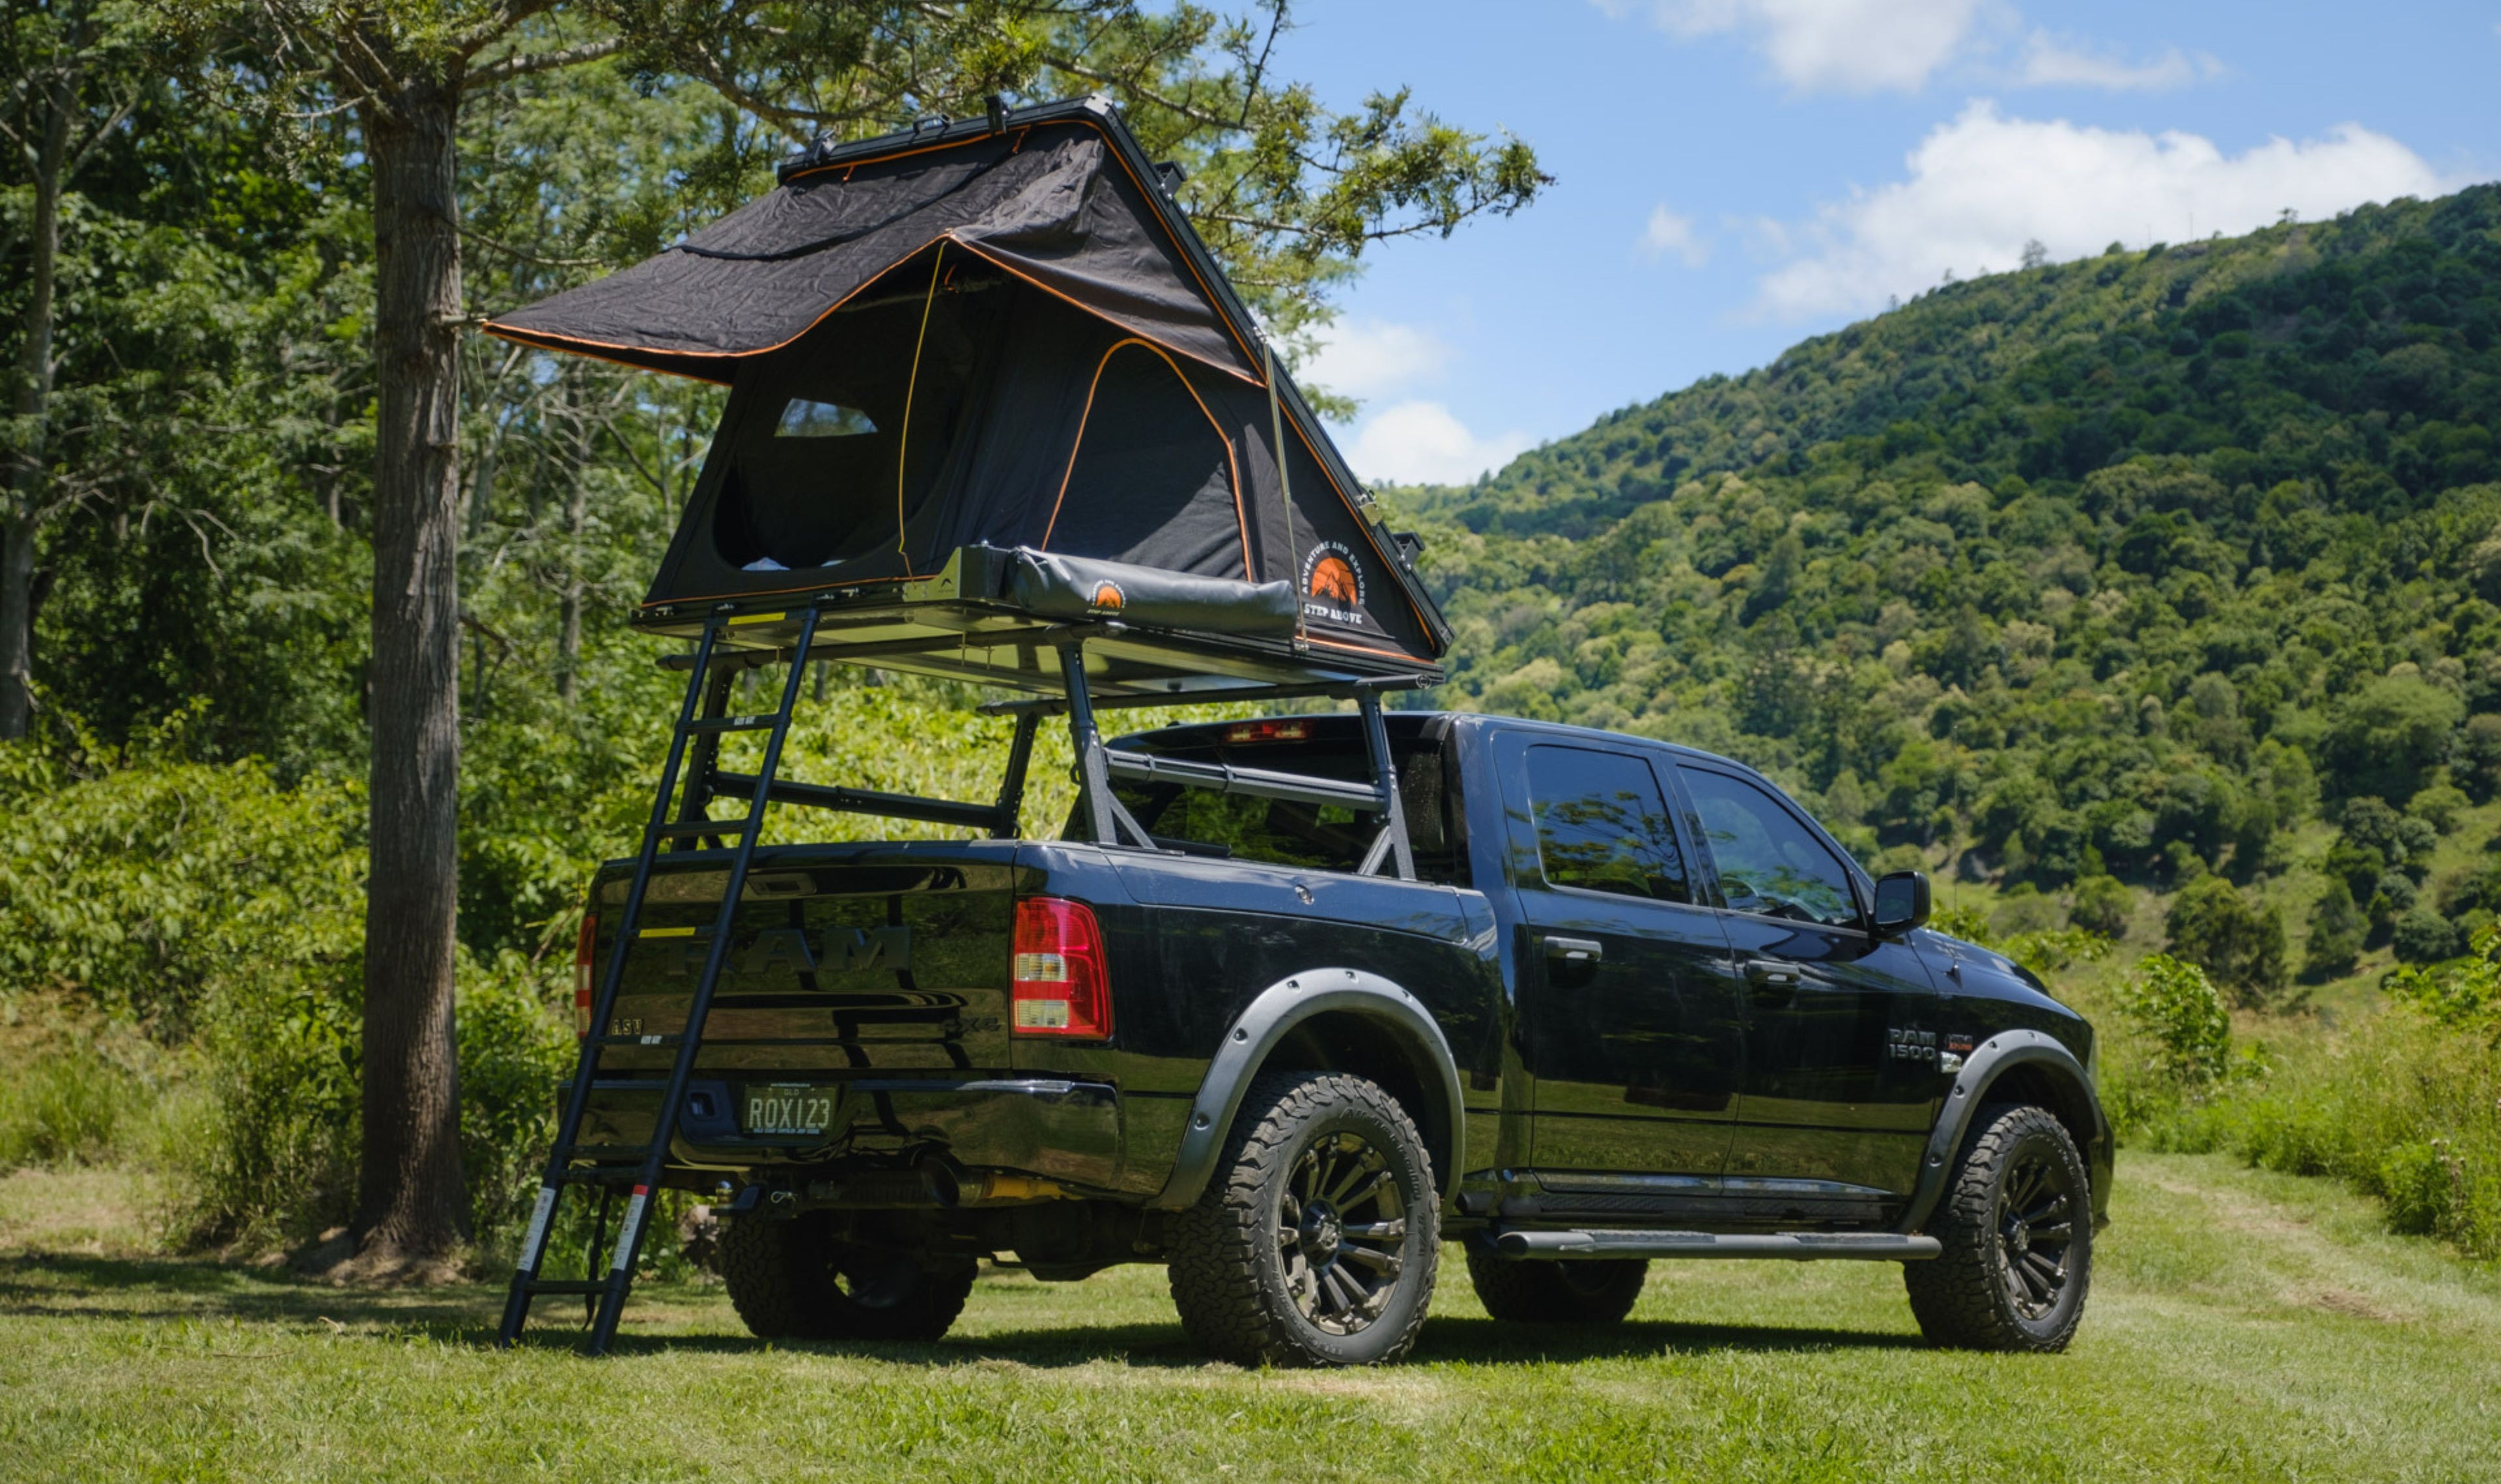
[1088,581,1125,612]
[1307,554,1359,606]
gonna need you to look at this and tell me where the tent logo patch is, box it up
[1086,580,1127,615]
[1301,543,1366,626]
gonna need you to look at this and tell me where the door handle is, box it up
[1543,936,1604,965]
[1744,959,1800,1001]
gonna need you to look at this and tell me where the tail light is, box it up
[1223,719,1311,744]
[1011,897,1110,1039]
[574,913,599,1038]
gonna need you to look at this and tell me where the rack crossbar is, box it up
[1102,748,1386,813]
[711,771,1012,834]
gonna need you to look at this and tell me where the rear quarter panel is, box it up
[1004,842,1502,1197]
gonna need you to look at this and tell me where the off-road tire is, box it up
[718,1211,975,1343]
[1465,1249,1648,1324]
[1904,1102,2092,1352]
[1167,1071,1441,1367]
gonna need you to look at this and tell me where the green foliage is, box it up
[2163,875,2288,1006]
[2394,905,2466,965]
[2143,1002,2501,1259]
[1927,902,1990,943]
[0,1050,135,1168]
[2407,783,2471,834]
[2324,678,2466,804]
[2384,922,2501,1033]
[2117,953,2233,1085]
[1404,186,2501,918]
[2068,874,2133,938]
[2302,876,2367,980]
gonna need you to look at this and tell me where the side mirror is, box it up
[1872,870,1931,936]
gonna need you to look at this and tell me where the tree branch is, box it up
[470,35,628,88]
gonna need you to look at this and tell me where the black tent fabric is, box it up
[483,98,1450,671]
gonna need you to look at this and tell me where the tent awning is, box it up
[485,110,1260,385]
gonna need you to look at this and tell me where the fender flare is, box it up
[1896,1028,2108,1235]
[1148,967,1467,1210]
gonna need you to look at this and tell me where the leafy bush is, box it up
[2117,954,2233,1085]
[2407,784,2470,835]
[2384,923,2501,1031]
[0,733,580,1254]
[2394,906,2466,965]
[2069,875,2133,939]
[2164,876,2289,1006]
[2301,877,2366,981]
[2143,1003,2501,1259]
[2323,679,2465,804]
[1929,903,1991,944]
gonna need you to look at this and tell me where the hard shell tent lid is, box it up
[483,96,1451,682]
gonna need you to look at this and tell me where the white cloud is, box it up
[1342,400,1533,486]
[1756,102,2462,318]
[2015,32,2216,91]
[1307,318,1448,402]
[1639,204,1710,266]
[1597,0,2225,96]
[1598,0,1990,94]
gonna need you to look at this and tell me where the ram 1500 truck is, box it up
[564,708,2108,1366]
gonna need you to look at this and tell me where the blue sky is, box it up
[1275,1,2501,484]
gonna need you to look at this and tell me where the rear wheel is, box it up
[1465,1250,1648,1324]
[719,1212,975,1343]
[1167,1071,1441,1367]
[1904,1103,2092,1352]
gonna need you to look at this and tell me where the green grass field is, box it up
[2,1152,2494,1483]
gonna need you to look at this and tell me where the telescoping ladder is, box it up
[498,607,819,1354]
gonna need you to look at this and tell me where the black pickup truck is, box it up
[569,708,2109,1365]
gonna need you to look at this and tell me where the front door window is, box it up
[1680,768,1858,926]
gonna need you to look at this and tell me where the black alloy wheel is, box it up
[1904,1102,2093,1352]
[1279,1129,1409,1336]
[1994,1147,2079,1321]
[1168,1071,1441,1367]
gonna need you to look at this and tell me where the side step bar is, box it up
[1494,1229,1942,1261]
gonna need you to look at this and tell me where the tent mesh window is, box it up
[711,264,1004,574]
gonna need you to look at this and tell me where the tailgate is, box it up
[587,851,1016,1087]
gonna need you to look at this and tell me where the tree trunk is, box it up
[0,83,70,740]
[355,68,471,1265]
[556,474,586,704]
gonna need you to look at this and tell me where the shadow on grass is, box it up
[592,1315,1925,1368]
[4,1250,1925,1367]
[0,1250,504,1336]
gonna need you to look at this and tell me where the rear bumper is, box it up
[574,1076,1125,1191]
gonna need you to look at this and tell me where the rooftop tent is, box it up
[485,96,1450,681]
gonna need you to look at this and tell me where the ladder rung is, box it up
[652,817,750,838]
[591,1033,683,1048]
[528,1280,611,1296]
[686,714,777,734]
[555,1165,651,1185]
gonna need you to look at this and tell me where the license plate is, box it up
[741,1082,840,1137]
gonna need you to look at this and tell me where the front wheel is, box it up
[1903,1102,2093,1352]
[1166,1071,1441,1366]
[1465,1249,1648,1324]
[718,1212,975,1343]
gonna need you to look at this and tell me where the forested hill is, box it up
[1403,184,2501,904]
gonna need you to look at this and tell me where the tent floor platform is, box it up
[636,544,1442,704]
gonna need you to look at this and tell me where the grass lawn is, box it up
[3,1153,2496,1482]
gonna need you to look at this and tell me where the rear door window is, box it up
[1521,745,1689,903]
